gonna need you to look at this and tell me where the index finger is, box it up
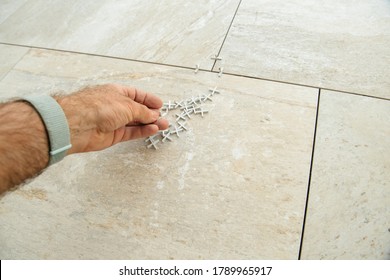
[119,85,163,109]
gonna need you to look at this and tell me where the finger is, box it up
[127,100,160,125]
[120,85,163,109]
[153,118,170,130]
[121,124,160,142]
[125,118,169,130]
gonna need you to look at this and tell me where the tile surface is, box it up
[0,44,29,81]
[0,0,28,25]
[217,0,390,98]
[0,0,240,69]
[0,49,317,259]
[301,90,390,259]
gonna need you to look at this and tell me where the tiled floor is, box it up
[0,0,240,69]
[216,0,390,99]
[0,0,389,259]
[0,44,28,80]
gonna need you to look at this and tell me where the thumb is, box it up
[128,100,160,125]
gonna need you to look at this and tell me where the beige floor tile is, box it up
[0,44,29,80]
[0,0,28,24]
[0,49,317,259]
[0,0,239,69]
[217,0,390,98]
[301,90,390,259]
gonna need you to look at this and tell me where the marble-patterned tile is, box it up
[0,0,240,69]
[0,44,29,81]
[217,0,390,98]
[0,49,317,259]
[0,0,28,24]
[301,90,390,259]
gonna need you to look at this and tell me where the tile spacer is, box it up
[194,107,209,117]
[182,109,193,119]
[202,94,212,102]
[163,100,175,110]
[171,126,183,137]
[160,107,169,117]
[218,67,224,77]
[208,86,220,96]
[147,139,160,149]
[145,135,159,143]
[176,113,186,121]
[177,121,188,131]
[174,100,185,109]
[210,55,222,61]
[161,130,173,142]
[194,64,200,73]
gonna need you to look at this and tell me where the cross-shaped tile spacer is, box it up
[163,100,175,110]
[194,64,200,73]
[210,55,222,61]
[202,94,213,102]
[208,86,220,96]
[170,126,183,137]
[174,100,185,109]
[161,130,173,142]
[147,139,160,149]
[176,113,186,121]
[182,109,193,119]
[195,107,209,117]
[177,121,188,131]
[145,134,159,143]
[218,67,224,77]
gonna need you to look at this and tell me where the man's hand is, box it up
[57,84,169,154]
[0,84,169,194]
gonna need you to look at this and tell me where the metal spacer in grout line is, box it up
[211,55,222,61]
[218,67,224,77]
[194,64,200,73]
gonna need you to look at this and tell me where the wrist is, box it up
[22,95,72,164]
[55,95,90,154]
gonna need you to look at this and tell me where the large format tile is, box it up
[0,49,317,259]
[0,0,240,69]
[217,0,390,98]
[301,90,390,259]
[0,44,29,81]
[0,0,28,25]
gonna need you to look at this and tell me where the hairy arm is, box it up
[0,84,168,195]
[0,101,49,193]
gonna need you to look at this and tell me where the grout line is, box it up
[319,88,390,102]
[212,71,390,102]
[0,42,389,102]
[298,89,321,260]
[0,42,196,71]
[0,46,30,83]
[211,0,242,71]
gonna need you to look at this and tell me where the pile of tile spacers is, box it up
[145,86,221,149]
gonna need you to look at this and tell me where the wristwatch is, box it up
[22,95,72,165]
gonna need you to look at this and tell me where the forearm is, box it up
[0,84,166,195]
[0,101,49,194]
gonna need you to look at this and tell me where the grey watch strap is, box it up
[22,95,72,165]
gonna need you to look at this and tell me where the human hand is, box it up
[57,84,169,154]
